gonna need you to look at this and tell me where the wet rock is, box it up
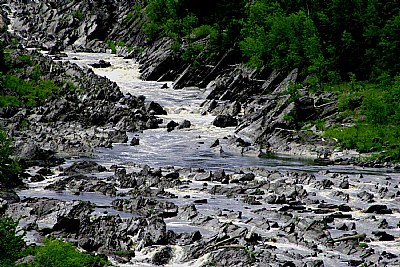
[0,190,20,204]
[212,169,227,183]
[30,175,45,183]
[78,215,137,253]
[314,179,334,189]
[378,219,389,229]
[167,120,179,132]
[339,179,350,189]
[16,143,63,167]
[193,199,208,204]
[112,197,178,218]
[210,139,220,148]
[239,173,255,182]
[177,120,191,129]
[179,204,198,220]
[130,137,140,146]
[365,205,392,214]
[177,231,202,245]
[242,196,262,205]
[89,60,111,68]
[357,191,375,203]
[0,106,19,118]
[212,115,238,128]
[147,101,167,115]
[64,161,107,174]
[37,167,53,176]
[193,171,212,181]
[206,247,254,267]
[234,137,251,148]
[15,255,35,266]
[372,231,395,241]
[266,194,287,204]
[151,246,173,265]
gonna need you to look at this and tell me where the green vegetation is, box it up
[139,0,400,161]
[141,0,400,81]
[0,74,59,108]
[0,48,61,108]
[105,39,117,54]
[124,4,143,24]
[0,129,21,188]
[143,0,246,60]
[0,216,109,267]
[0,217,25,266]
[27,238,109,267]
[72,10,84,21]
[325,75,400,161]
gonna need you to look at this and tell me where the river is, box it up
[16,52,400,267]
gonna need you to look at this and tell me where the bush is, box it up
[0,216,25,266]
[27,238,109,267]
[0,74,59,108]
[0,129,21,188]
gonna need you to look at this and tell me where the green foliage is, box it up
[142,0,400,81]
[181,41,204,67]
[27,238,109,267]
[105,40,117,54]
[143,0,247,59]
[17,55,34,66]
[72,10,84,21]
[0,74,59,108]
[241,9,322,70]
[124,4,143,24]
[0,216,25,266]
[0,129,21,188]
[283,112,295,123]
[284,82,302,103]
[325,75,400,161]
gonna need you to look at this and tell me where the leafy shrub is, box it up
[105,40,117,54]
[27,238,109,267]
[0,216,25,266]
[72,10,84,21]
[0,74,59,108]
[16,55,34,66]
[0,129,21,187]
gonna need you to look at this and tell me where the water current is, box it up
[16,52,400,267]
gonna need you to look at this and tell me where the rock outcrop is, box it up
[0,49,161,161]
[8,0,146,54]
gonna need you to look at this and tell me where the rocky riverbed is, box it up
[1,1,400,267]
[1,52,398,267]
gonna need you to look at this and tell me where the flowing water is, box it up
[4,3,398,266]
[17,52,400,266]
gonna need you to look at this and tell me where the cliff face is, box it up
[9,0,146,52]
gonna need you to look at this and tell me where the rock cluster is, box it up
[3,162,399,266]
[0,49,161,162]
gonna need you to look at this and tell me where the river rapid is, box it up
[16,52,400,267]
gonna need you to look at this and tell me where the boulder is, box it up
[212,115,238,128]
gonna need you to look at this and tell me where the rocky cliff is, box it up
[9,0,146,53]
